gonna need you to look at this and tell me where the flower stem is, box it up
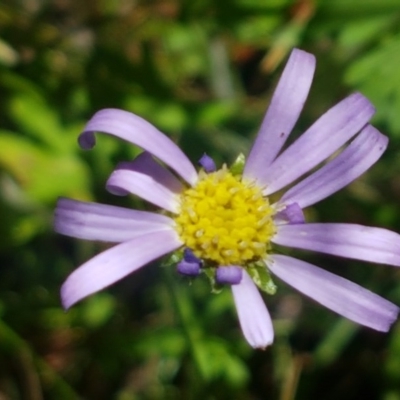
[162,265,210,384]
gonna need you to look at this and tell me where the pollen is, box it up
[174,167,276,266]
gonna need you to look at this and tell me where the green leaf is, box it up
[9,94,79,152]
[0,132,91,203]
[345,34,400,134]
[338,15,395,48]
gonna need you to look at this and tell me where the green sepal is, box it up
[203,266,223,294]
[230,153,246,176]
[247,262,277,295]
[162,250,183,268]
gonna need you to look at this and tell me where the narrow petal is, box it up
[273,223,400,267]
[61,230,182,309]
[261,93,375,195]
[54,197,175,242]
[231,270,274,348]
[268,255,399,331]
[280,125,388,208]
[106,169,180,213]
[114,152,184,194]
[79,109,197,186]
[244,49,316,181]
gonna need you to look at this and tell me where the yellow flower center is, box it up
[174,166,276,266]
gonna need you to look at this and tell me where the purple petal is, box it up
[54,197,174,242]
[280,125,388,208]
[216,266,243,285]
[115,152,184,194]
[177,260,201,276]
[79,109,198,186]
[244,49,316,182]
[61,230,182,309]
[273,223,400,267]
[261,93,375,195]
[231,270,274,348]
[198,153,217,173]
[106,169,180,213]
[268,255,399,331]
[273,203,305,225]
[183,248,202,264]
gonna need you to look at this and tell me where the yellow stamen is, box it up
[174,166,276,265]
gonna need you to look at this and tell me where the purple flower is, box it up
[55,49,400,349]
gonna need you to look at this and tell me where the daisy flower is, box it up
[55,48,400,349]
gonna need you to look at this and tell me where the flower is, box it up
[55,48,400,349]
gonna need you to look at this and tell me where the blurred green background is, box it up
[1,0,400,399]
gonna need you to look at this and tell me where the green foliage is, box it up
[345,35,400,133]
[1,0,400,399]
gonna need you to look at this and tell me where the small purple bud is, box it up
[177,260,201,276]
[275,203,305,225]
[198,153,216,173]
[78,132,96,149]
[215,266,243,285]
[183,248,202,264]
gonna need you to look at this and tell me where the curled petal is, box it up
[262,93,375,195]
[107,169,180,213]
[216,266,243,285]
[244,49,316,182]
[61,230,182,309]
[54,198,175,242]
[231,270,274,348]
[176,248,203,277]
[268,255,399,332]
[79,109,197,186]
[280,125,388,208]
[177,260,201,276]
[273,223,400,267]
[114,152,184,194]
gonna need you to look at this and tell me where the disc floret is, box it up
[174,166,276,266]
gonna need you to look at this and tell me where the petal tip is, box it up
[379,305,399,332]
[60,285,75,310]
[251,338,274,350]
[60,272,88,310]
[291,48,316,66]
[351,91,376,114]
[232,272,275,349]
